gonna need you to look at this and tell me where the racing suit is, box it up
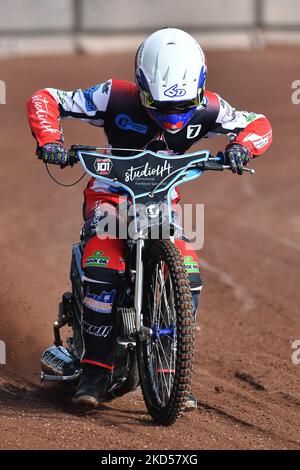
[27,79,272,370]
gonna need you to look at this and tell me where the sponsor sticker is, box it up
[243,112,257,123]
[145,202,160,219]
[82,320,113,337]
[94,158,113,176]
[115,114,148,134]
[164,84,186,98]
[83,288,116,314]
[85,250,110,267]
[184,255,200,273]
[57,90,67,105]
[82,84,101,112]
[125,160,172,182]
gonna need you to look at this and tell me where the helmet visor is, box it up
[142,87,205,113]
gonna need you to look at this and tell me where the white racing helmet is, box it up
[135,28,207,133]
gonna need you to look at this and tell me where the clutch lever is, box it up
[221,165,255,174]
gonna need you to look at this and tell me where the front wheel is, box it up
[137,240,195,425]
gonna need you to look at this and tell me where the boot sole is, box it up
[72,395,99,408]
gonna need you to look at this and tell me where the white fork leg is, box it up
[135,238,144,332]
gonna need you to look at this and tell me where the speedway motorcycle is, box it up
[40,145,254,425]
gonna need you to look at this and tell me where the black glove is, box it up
[225,143,251,175]
[38,142,70,168]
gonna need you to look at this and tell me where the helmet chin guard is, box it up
[147,108,195,134]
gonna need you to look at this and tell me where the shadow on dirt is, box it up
[0,380,146,422]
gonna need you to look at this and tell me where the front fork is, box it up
[134,237,176,341]
[134,238,153,341]
[134,238,144,333]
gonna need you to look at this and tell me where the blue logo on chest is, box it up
[115,114,148,134]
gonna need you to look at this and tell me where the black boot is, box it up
[72,364,111,407]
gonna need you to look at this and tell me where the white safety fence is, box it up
[0,0,300,57]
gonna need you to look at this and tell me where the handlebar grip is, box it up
[67,153,78,166]
[194,161,224,171]
[70,144,98,152]
[69,144,99,165]
[204,161,224,171]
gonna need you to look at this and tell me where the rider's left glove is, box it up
[225,143,251,175]
[38,142,70,168]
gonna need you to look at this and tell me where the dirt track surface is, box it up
[0,47,299,450]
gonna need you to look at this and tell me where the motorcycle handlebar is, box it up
[67,147,255,175]
[68,144,97,166]
[193,153,255,174]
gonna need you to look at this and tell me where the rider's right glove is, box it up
[37,142,70,168]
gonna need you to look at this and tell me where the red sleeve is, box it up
[230,116,273,157]
[27,89,63,147]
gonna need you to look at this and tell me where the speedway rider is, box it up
[27,28,272,407]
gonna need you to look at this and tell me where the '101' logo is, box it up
[94,158,113,175]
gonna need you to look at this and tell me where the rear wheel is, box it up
[137,240,195,425]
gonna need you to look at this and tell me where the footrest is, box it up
[41,370,81,383]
